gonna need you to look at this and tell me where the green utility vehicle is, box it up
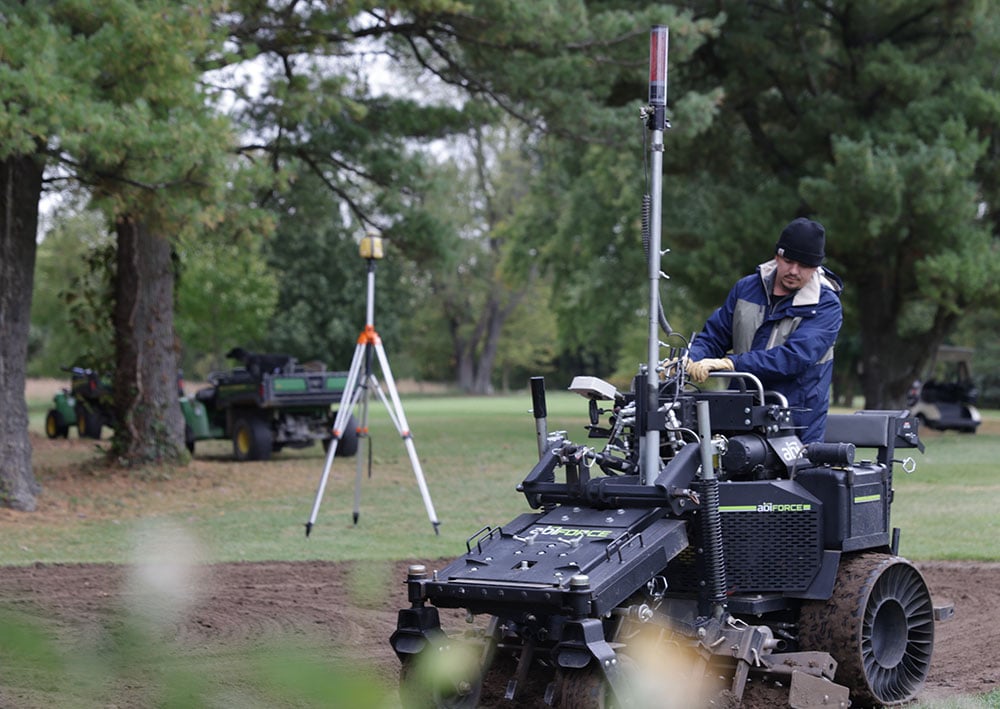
[45,350,358,462]
[187,347,358,461]
[45,366,115,440]
[46,365,193,445]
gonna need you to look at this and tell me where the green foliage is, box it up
[451,5,723,377]
[257,170,415,370]
[216,0,718,383]
[667,0,1000,407]
[404,122,561,392]
[804,128,997,317]
[212,3,495,376]
[32,1,274,467]
[30,203,280,381]
[20,0,1000,413]
[953,311,1000,408]
[175,233,279,377]
[55,0,235,228]
[0,3,75,159]
[30,209,116,376]
[495,277,559,391]
[430,2,717,140]
[0,587,392,708]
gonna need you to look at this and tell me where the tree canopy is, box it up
[663,0,1000,406]
[8,0,1000,513]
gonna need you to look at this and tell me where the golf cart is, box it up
[907,345,982,433]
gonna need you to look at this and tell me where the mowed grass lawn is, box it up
[7,386,590,565]
[5,383,999,566]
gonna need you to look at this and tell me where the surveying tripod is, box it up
[305,235,440,536]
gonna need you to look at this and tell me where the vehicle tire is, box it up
[75,404,102,439]
[232,416,272,462]
[322,413,360,457]
[185,424,195,454]
[798,553,934,706]
[45,410,69,439]
[339,413,360,457]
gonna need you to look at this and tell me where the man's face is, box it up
[774,253,818,294]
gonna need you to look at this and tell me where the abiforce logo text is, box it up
[756,502,811,512]
[530,525,614,538]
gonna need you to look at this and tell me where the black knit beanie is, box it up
[775,218,825,267]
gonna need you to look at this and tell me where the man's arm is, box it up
[688,286,739,361]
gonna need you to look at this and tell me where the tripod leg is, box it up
[369,377,399,430]
[352,372,374,525]
[306,342,366,536]
[372,341,441,534]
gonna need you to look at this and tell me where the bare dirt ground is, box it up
[1,558,997,707]
[8,380,999,706]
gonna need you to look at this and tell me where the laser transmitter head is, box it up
[359,233,384,260]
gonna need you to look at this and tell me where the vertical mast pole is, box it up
[365,258,376,328]
[643,25,668,485]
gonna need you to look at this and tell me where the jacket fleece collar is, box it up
[757,259,842,307]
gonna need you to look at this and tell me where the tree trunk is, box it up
[471,296,500,395]
[450,317,475,392]
[471,281,531,395]
[854,269,955,409]
[0,154,43,511]
[456,352,475,391]
[112,215,186,464]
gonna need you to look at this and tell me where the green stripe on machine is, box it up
[326,376,348,389]
[274,377,308,392]
[854,494,881,504]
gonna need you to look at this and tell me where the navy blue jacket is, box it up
[689,259,844,443]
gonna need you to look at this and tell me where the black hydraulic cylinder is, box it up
[530,376,548,460]
[530,376,547,419]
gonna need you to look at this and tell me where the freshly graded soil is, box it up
[0,557,996,707]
